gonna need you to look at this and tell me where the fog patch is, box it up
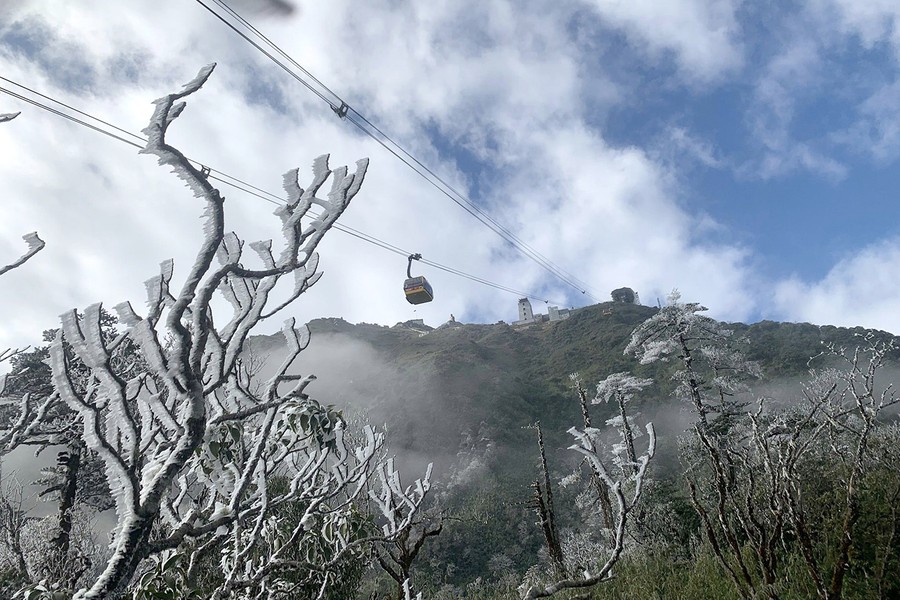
[247,331,466,480]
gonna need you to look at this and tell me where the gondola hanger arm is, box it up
[407,253,422,278]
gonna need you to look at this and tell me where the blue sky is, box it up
[590,4,900,281]
[2,0,900,350]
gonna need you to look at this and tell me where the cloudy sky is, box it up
[1,0,899,352]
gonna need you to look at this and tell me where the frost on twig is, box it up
[42,65,428,599]
[0,232,45,278]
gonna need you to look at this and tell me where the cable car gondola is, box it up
[404,253,434,304]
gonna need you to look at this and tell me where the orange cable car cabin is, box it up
[404,253,434,304]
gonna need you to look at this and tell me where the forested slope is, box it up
[249,301,899,595]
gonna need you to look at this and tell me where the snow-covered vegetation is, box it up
[1,71,899,600]
[0,69,431,599]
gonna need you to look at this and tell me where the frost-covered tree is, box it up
[0,313,122,568]
[0,477,33,590]
[595,372,652,476]
[0,110,96,594]
[374,504,446,600]
[0,231,51,450]
[625,290,759,431]
[625,291,785,597]
[524,422,565,578]
[772,335,899,600]
[0,118,66,589]
[625,291,899,600]
[24,65,431,599]
[569,375,613,531]
[520,425,655,599]
[0,110,49,444]
[520,380,656,599]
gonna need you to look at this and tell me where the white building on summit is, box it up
[513,298,570,326]
[518,298,534,322]
[513,287,639,326]
[548,305,570,322]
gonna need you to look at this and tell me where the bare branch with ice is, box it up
[40,66,426,599]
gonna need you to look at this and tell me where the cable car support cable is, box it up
[194,0,600,302]
[0,79,569,307]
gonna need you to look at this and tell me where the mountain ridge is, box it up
[249,300,899,465]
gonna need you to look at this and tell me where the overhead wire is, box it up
[194,0,601,302]
[0,75,146,146]
[0,85,144,150]
[171,152,561,302]
[0,79,570,306]
[212,0,600,300]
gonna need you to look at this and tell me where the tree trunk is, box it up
[575,383,614,530]
[531,423,565,576]
[51,444,81,556]
[80,512,156,599]
[617,394,637,475]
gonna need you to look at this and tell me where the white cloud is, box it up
[741,33,848,181]
[0,0,828,356]
[659,126,723,169]
[833,76,900,163]
[491,124,756,319]
[818,0,900,52]
[773,238,900,335]
[807,1,900,164]
[580,0,744,81]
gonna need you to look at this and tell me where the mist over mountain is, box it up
[252,301,895,469]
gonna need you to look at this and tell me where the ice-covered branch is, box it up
[36,66,430,599]
[0,392,59,452]
[0,232,45,277]
[0,113,47,433]
[521,369,657,600]
[521,423,655,599]
[594,372,652,475]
